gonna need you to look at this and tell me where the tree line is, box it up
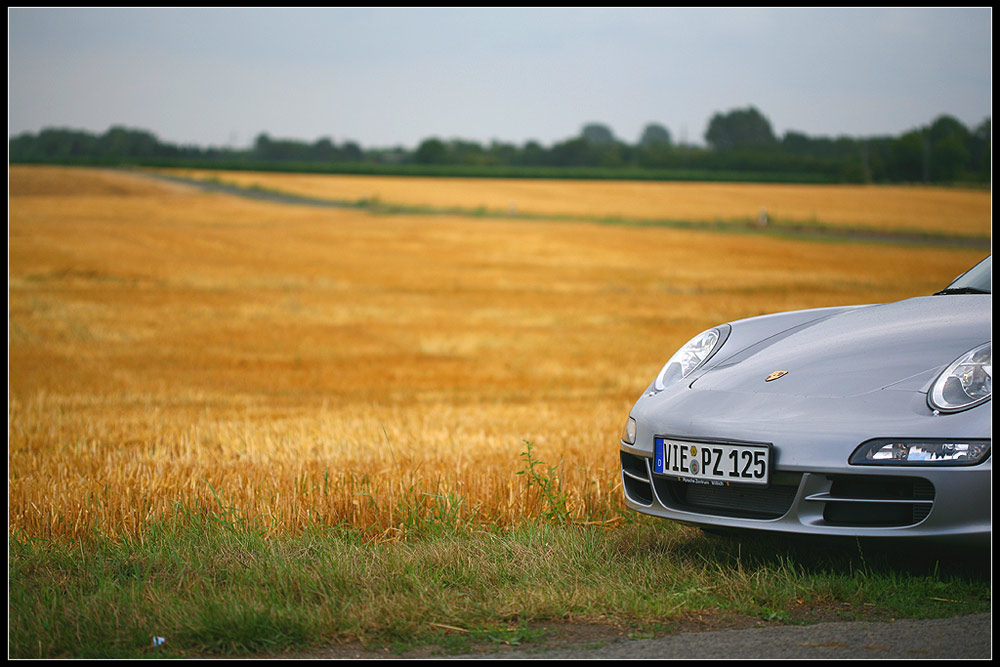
[8,106,990,184]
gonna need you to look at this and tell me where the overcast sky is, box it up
[7,7,992,149]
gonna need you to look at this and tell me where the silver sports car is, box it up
[620,255,991,542]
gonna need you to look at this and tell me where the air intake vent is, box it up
[620,452,653,506]
[809,475,935,527]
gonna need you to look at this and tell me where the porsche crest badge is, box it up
[765,370,789,382]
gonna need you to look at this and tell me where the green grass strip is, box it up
[9,514,990,658]
[12,156,854,184]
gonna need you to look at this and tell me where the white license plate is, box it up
[653,437,770,486]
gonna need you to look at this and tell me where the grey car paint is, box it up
[621,277,991,542]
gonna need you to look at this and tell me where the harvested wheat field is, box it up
[8,165,989,540]
[162,167,991,238]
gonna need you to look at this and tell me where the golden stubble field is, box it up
[8,165,989,540]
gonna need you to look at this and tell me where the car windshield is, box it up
[935,255,992,295]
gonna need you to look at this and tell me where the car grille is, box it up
[621,452,937,528]
[620,451,798,519]
[653,477,799,519]
[807,475,935,527]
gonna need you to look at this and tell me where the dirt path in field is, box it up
[136,169,990,249]
[454,613,992,659]
[285,613,990,660]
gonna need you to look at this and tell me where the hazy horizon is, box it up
[8,7,992,150]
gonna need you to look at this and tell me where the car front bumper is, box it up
[621,444,990,542]
[621,386,991,542]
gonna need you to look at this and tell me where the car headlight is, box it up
[927,342,991,413]
[850,438,991,466]
[652,326,729,392]
[621,417,637,445]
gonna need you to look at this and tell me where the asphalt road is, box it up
[442,614,991,660]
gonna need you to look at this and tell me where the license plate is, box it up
[653,437,770,486]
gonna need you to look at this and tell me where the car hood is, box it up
[691,295,991,398]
